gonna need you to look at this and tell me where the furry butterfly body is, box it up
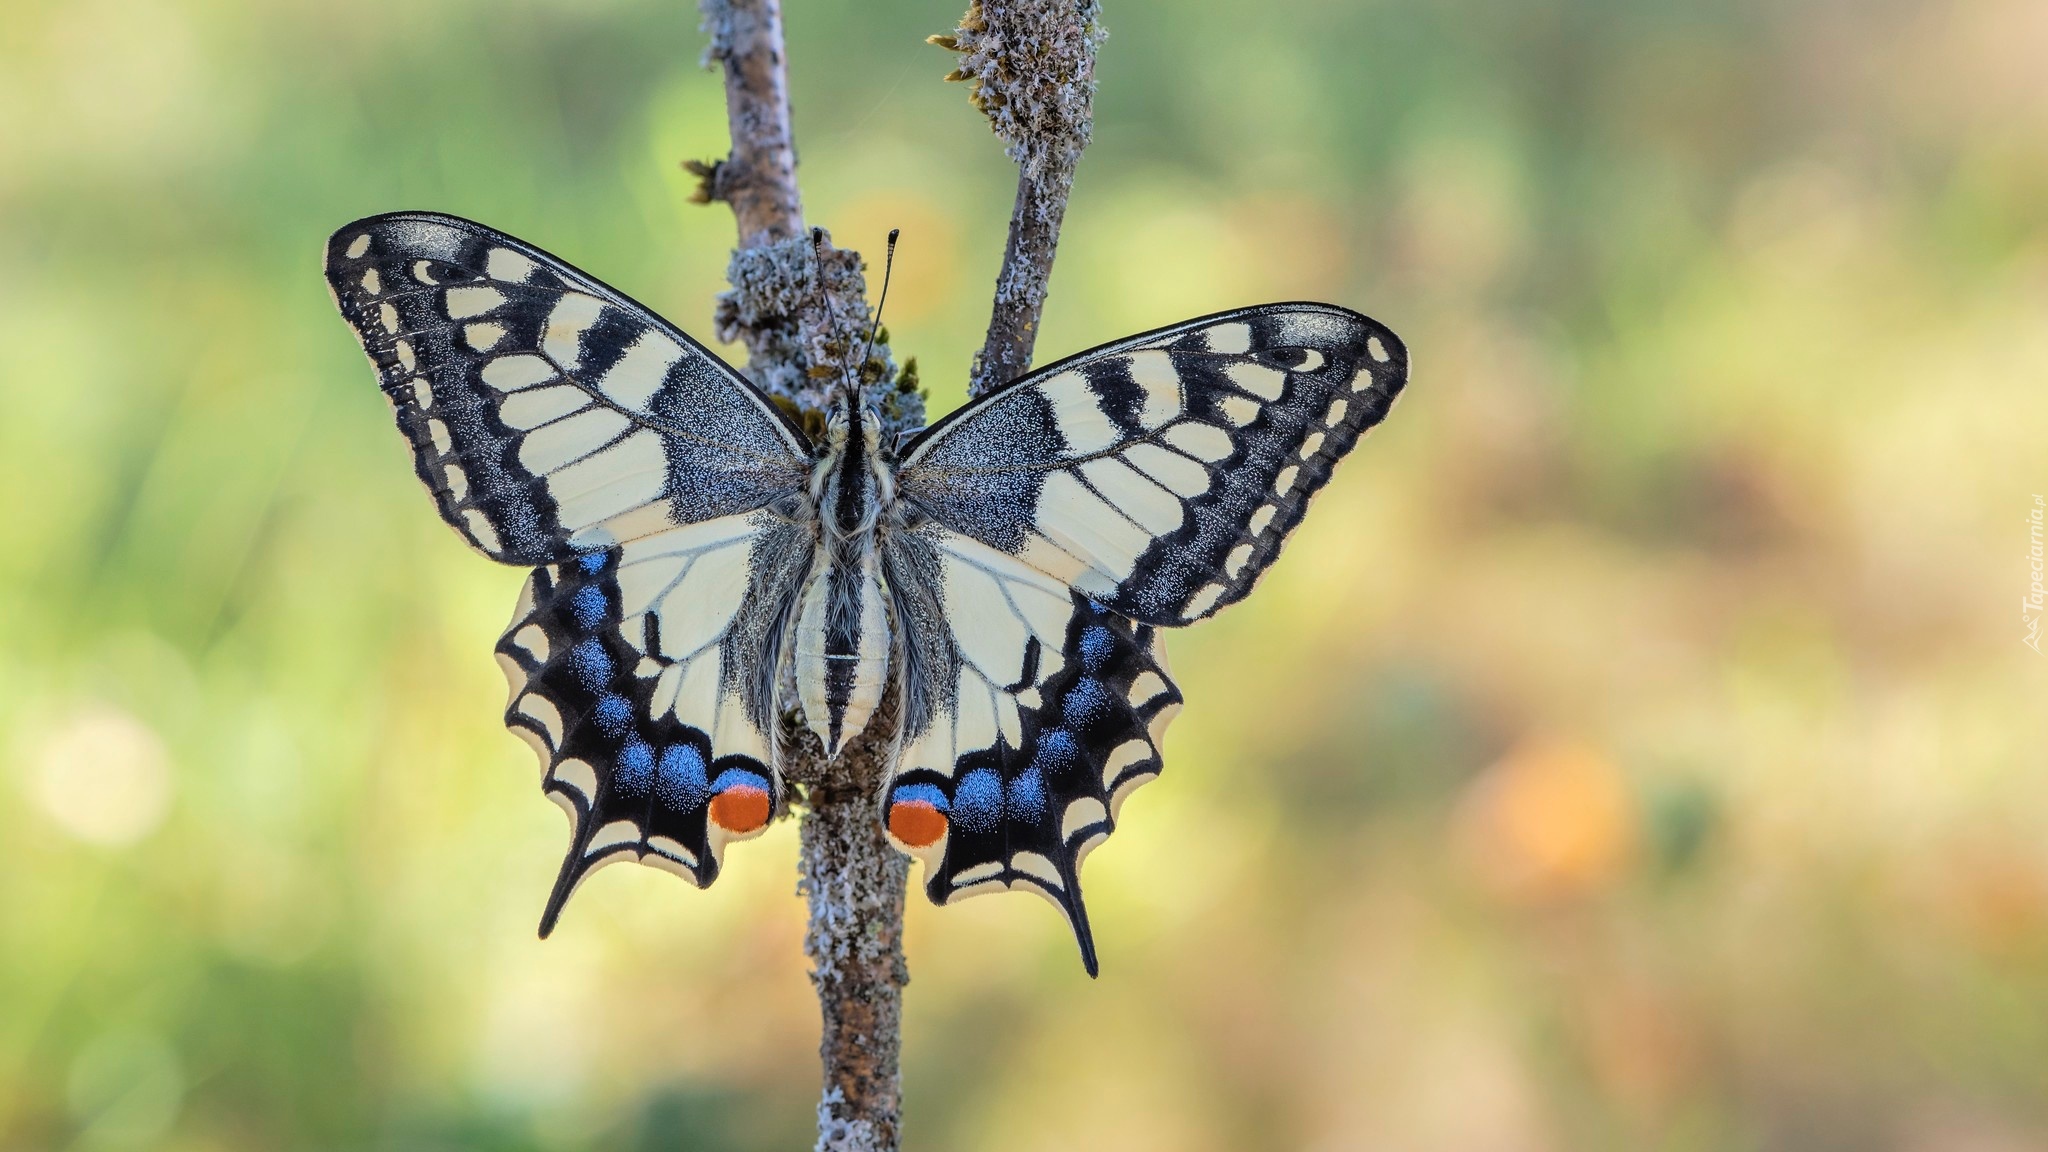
[325,212,1408,973]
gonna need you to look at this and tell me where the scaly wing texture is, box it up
[324,213,818,928]
[896,304,1408,626]
[884,304,1407,972]
[323,212,812,564]
[881,522,1183,976]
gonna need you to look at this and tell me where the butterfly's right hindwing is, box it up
[324,212,811,564]
[881,522,1184,975]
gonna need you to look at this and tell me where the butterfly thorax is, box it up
[793,391,896,758]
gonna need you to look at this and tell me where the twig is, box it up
[933,0,1107,395]
[695,3,921,1150]
[696,0,802,247]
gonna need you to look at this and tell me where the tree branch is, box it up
[695,4,921,1150]
[934,0,1107,396]
[693,1,1100,1147]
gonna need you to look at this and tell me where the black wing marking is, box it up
[496,505,814,932]
[881,521,1183,976]
[895,304,1408,625]
[324,212,812,564]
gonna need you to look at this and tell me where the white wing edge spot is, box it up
[1206,322,1253,354]
[1102,740,1151,789]
[953,861,1004,887]
[345,234,371,259]
[1127,669,1170,707]
[463,508,503,552]
[1223,543,1254,579]
[646,835,699,869]
[520,695,565,747]
[1009,852,1061,887]
[587,820,641,855]
[1062,797,1109,839]
[553,758,599,802]
[512,623,551,662]
[488,247,539,283]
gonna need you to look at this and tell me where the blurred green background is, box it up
[3,0,2045,1148]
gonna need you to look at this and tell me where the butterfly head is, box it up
[820,388,884,455]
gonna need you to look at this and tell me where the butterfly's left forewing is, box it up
[324,212,812,563]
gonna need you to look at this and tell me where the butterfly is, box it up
[325,211,1408,975]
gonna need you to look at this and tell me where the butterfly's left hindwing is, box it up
[882,524,1183,975]
[497,507,815,932]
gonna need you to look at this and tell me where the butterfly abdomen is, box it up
[794,400,896,757]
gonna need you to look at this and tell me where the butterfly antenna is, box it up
[859,228,901,376]
[810,227,861,403]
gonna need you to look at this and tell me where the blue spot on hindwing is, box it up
[711,766,771,795]
[1060,679,1114,731]
[616,740,654,796]
[570,585,608,630]
[891,782,949,811]
[1077,626,1116,674]
[1006,769,1047,823]
[655,743,710,810]
[578,550,607,575]
[1030,730,1083,780]
[951,768,1003,834]
[570,640,613,690]
[593,693,632,736]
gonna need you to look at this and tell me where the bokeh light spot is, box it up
[27,702,172,847]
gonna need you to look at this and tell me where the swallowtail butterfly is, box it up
[325,212,1408,974]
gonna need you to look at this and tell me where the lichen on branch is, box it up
[712,235,925,441]
[933,0,1107,396]
[932,0,1106,177]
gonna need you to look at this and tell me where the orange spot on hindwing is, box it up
[889,800,948,848]
[708,786,771,833]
